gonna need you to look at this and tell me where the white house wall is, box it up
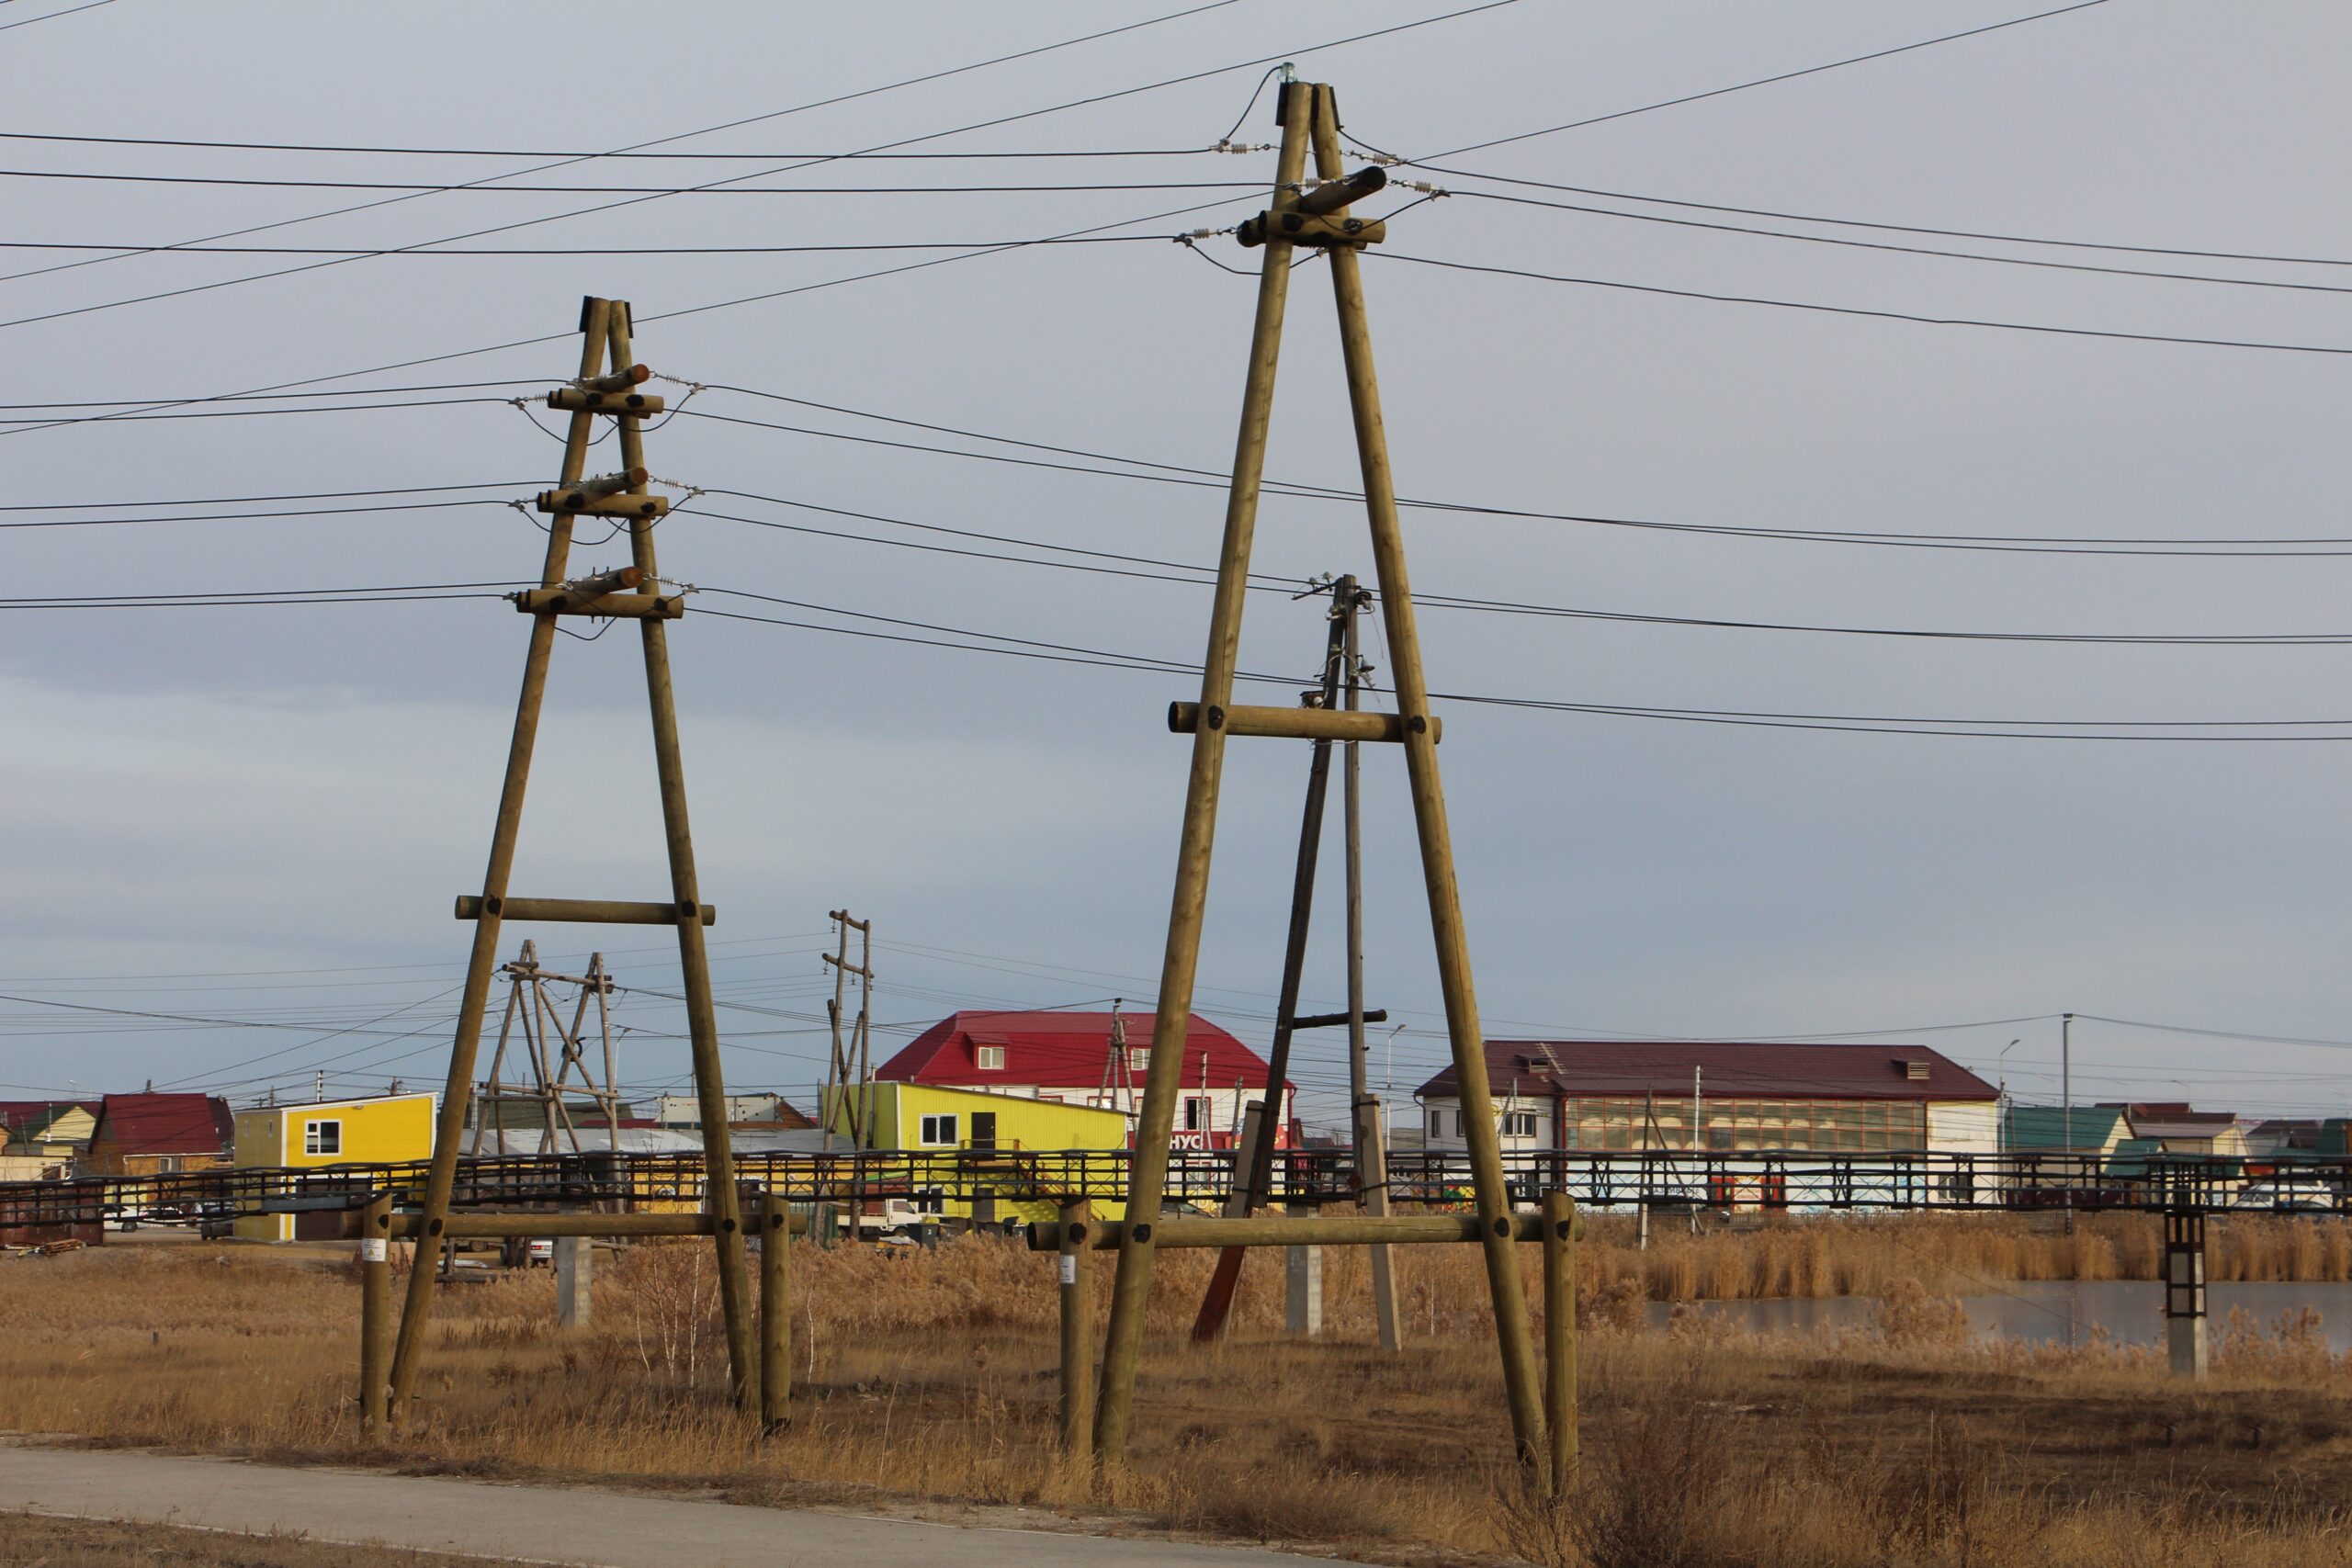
[1927,1100,1998,1156]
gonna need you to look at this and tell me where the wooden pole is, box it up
[1543,1190,1578,1495]
[389,296,612,1423]
[1095,80,1314,1463]
[1191,590,1350,1342]
[760,1189,790,1429]
[605,300,756,1411]
[1058,1199,1092,1457]
[359,1193,390,1435]
[1306,83,1547,1465]
[1341,577,1400,1351]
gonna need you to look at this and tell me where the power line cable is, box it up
[1437,186,2352,297]
[0,234,1185,257]
[0,0,119,32]
[0,167,1266,197]
[1367,249,2352,358]
[1372,165,2352,272]
[0,0,1242,298]
[0,0,1513,332]
[681,389,2352,557]
[1409,0,2114,160]
[0,131,1234,160]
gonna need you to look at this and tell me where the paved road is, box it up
[0,1444,1351,1567]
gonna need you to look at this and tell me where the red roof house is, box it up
[1416,1040,1997,1156]
[876,1010,1293,1148]
[84,1092,235,1176]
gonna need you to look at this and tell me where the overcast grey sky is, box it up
[4,1,2348,1128]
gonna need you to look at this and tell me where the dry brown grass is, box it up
[6,1218,2352,1567]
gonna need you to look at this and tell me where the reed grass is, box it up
[6,1217,2352,1567]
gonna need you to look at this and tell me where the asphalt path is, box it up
[0,1443,1351,1566]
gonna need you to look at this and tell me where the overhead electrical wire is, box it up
[1405,0,2114,160]
[1432,186,2352,297]
[679,390,2352,558]
[1377,165,2352,273]
[1366,250,2352,358]
[0,234,1185,257]
[0,168,1268,196]
[0,0,120,32]
[0,0,1244,295]
[0,131,1238,160]
[0,0,1517,333]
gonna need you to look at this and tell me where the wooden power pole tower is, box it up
[469,940,624,1157]
[388,296,757,1418]
[821,910,874,1148]
[1095,82,1544,1465]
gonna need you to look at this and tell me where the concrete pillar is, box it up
[2164,1209,2207,1380]
[554,1235,592,1330]
[1285,1208,1323,1337]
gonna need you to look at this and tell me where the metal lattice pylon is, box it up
[387,296,755,1420]
[1092,82,1546,1467]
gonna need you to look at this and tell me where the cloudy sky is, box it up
[4,0,2348,1130]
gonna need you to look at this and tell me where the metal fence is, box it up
[4,1146,2336,1231]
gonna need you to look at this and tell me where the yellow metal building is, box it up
[822,1082,1129,1226]
[233,1091,437,1241]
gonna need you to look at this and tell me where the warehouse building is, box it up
[1416,1041,1999,1156]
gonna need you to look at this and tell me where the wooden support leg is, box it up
[388,297,613,1425]
[1095,82,1315,1464]
[359,1194,390,1435]
[760,1190,790,1429]
[1306,83,1547,1464]
[1059,1200,1093,1458]
[605,303,756,1411]
[1544,1190,1578,1495]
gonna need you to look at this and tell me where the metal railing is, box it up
[0,1146,2331,1230]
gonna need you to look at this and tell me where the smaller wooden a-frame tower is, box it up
[385,297,755,1418]
[1093,81,1549,1468]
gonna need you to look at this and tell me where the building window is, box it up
[974,1044,1006,1070]
[1128,1046,1150,1074]
[155,1155,181,1173]
[919,1113,958,1146]
[304,1119,341,1156]
[1182,1098,1209,1132]
[1501,1111,1537,1139]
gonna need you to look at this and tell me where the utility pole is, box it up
[1098,81,1546,1471]
[1192,577,1351,1343]
[1340,577,1401,1351]
[821,911,874,1148]
[2062,1011,2075,1237]
[389,296,754,1420]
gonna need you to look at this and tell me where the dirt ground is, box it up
[0,1511,552,1567]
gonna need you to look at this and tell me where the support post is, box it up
[1308,81,1547,1464]
[1543,1190,1578,1495]
[1355,1097,1401,1351]
[554,1235,591,1330]
[1096,80,1315,1462]
[1342,578,1400,1351]
[390,297,613,1423]
[359,1194,390,1435]
[1284,1205,1324,1337]
[760,1189,790,1429]
[2164,1206,2208,1380]
[1059,1200,1092,1457]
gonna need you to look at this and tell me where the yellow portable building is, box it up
[232,1091,436,1241]
[822,1081,1129,1228]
